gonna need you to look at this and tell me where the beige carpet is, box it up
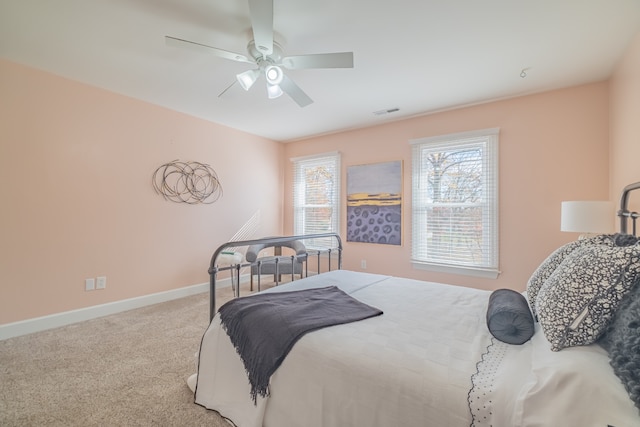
[0,282,271,426]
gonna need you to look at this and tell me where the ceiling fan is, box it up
[166,0,354,107]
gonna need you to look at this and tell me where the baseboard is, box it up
[0,276,241,341]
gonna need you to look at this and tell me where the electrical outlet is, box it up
[361,260,367,269]
[96,276,107,290]
[85,278,95,291]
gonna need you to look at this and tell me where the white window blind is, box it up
[410,129,499,277]
[292,152,341,249]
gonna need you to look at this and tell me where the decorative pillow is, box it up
[598,278,640,411]
[526,234,615,320]
[612,233,640,247]
[535,243,640,351]
[486,289,534,344]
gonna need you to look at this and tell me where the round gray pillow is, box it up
[487,289,535,345]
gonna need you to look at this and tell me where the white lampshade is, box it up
[267,83,283,99]
[236,69,260,91]
[264,65,284,85]
[561,201,614,234]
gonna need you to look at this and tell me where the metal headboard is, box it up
[618,181,640,235]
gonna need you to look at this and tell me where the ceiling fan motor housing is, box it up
[248,40,283,63]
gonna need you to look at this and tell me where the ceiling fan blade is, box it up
[280,75,313,107]
[282,52,354,70]
[165,36,254,64]
[248,0,274,56]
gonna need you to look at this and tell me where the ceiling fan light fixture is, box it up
[236,69,260,91]
[167,0,353,107]
[267,83,283,99]
[265,65,284,85]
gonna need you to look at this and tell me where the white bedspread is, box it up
[192,270,640,427]
[195,271,492,427]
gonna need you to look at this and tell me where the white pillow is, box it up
[513,325,640,426]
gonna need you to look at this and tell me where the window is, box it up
[410,128,499,278]
[292,152,341,249]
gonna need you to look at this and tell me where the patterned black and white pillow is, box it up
[535,243,640,351]
[526,234,614,319]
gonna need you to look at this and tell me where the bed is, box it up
[189,186,640,427]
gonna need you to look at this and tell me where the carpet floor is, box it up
[0,282,271,426]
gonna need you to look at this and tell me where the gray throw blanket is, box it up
[218,286,383,403]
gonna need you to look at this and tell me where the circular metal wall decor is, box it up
[152,160,223,204]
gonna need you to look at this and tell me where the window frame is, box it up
[410,128,499,279]
[291,152,341,250]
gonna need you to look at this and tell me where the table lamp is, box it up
[561,201,614,237]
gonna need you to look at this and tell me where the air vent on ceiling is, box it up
[373,107,400,116]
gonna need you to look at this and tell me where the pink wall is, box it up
[284,83,611,292]
[610,33,640,217]
[4,31,637,325]
[0,60,283,324]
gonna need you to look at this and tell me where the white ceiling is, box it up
[1,0,639,142]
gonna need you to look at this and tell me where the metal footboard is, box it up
[207,233,343,321]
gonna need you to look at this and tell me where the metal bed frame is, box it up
[618,181,640,235]
[207,233,343,321]
[203,181,638,321]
